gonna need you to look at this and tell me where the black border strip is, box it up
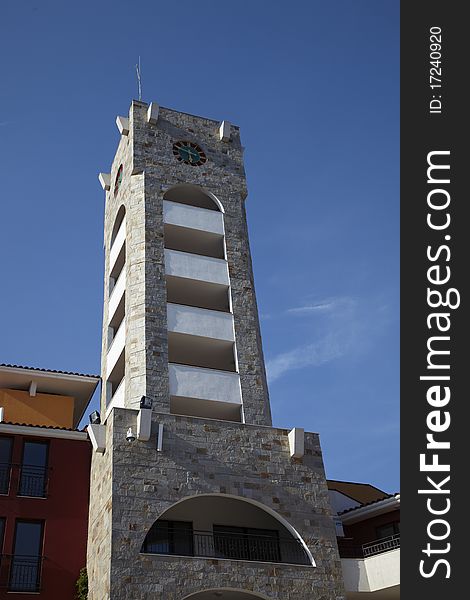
[401,2,468,597]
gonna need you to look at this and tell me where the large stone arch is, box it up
[182,589,271,599]
[141,492,315,566]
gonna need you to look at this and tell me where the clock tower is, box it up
[87,100,345,599]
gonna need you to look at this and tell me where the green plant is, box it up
[76,567,88,600]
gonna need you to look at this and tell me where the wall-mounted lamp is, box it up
[126,427,136,443]
[89,411,101,425]
[140,395,152,410]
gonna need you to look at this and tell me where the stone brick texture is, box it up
[88,100,345,599]
[101,100,271,426]
[87,410,345,599]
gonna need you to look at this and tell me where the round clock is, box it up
[172,141,207,166]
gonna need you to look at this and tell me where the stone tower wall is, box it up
[86,409,345,600]
[89,100,345,599]
[101,100,272,425]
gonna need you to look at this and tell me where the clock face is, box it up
[173,141,207,166]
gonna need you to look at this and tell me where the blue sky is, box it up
[0,1,399,491]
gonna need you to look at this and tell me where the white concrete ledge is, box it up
[108,270,125,325]
[116,116,129,136]
[147,102,159,124]
[163,200,224,235]
[167,303,234,342]
[107,321,125,378]
[288,428,305,458]
[137,408,152,441]
[109,215,126,273]
[219,120,231,142]
[164,249,229,286]
[105,379,125,419]
[99,173,111,191]
[87,423,106,453]
[342,548,400,593]
[169,363,242,405]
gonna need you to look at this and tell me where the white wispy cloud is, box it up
[266,331,348,383]
[260,312,273,321]
[286,302,334,314]
[265,294,392,383]
[285,296,354,316]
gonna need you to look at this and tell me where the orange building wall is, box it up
[0,389,74,428]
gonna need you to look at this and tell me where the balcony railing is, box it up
[363,534,400,557]
[0,463,49,498]
[18,465,49,498]
[0,463,11,494]
[0,555,43,592]
[338,534,400,559]
[142,529,310,566]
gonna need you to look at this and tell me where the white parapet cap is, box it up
[116,116,130,136]
[147,102,160,124]
[219,120,231,142]
[137,407,152,442]
[98,172,111,191]
[288,427,305,458]
[87,423,106,453]
[339,494,401,525]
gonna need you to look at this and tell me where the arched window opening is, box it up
[163,185,223,212]
[182,590,271,600]
[162,184,239,423]
[141,495,313,566]
[163,185,225,258]
[109,206,126,290]
[106,203,127,409]
[110,205,126,248]
[163,185,229,314]
[114,164,123,197]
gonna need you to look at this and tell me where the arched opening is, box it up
[182,589,270,600]
[163,184,223,212]
[162,185,240,422]
[163,185,226,261]
[106,204,126,407]
[141,494,313,566]
[110,205,126,248]
[114,164,123,197]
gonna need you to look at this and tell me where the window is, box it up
[0,517,5,552]
[114,164,123,197]
[163,185,222,211]
[213,525,281,563]
[18,441,49,498]
[376,521,400,540]
[9,520,44,592]
[0,436,13,494]
[141,520,193,556]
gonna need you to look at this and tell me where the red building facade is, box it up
[0,365,99,598]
